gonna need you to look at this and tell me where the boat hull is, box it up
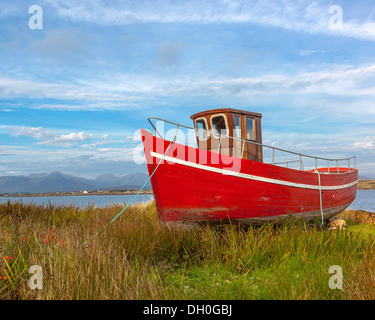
[141,129,358,225]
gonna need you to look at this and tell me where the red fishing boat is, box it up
[141,108,358,226]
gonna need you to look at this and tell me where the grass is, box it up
[357,180,375,190]
[1,200,375,300]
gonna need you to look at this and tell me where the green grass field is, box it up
[1,200,374,300]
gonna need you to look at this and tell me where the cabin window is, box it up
[246,116,255,140]
[195,118,208,141]
[233,115,241,139]
[211,114,228,138]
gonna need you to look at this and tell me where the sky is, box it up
[0,0,375,179]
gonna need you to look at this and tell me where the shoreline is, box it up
[1,180,374,198]
[0,189,154,198]
[357,180,375,190]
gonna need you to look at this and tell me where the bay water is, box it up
[0,194,154,208]
[0,190,374,212]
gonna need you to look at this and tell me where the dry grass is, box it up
[338,209,375,225]
[1,200,375,300]
[357,180,375,190]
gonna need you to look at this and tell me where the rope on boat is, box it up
[81,128,178,247]
[315,169,324,225]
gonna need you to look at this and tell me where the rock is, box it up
[328,218,347,230]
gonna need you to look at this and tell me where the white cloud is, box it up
[38,132,92,147]
[348,140,375,150]
[11,126,55,140]
[10,126,94,147]
[2,62,375,117]
[150,64,375,97]
[0,77,67,99]
[0,77,144,105]
[45,0,375,41]
[299,49,325,56]
[338,21,375,42]
[126,135,142,142]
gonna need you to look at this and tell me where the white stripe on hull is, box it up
[150,151,358,191]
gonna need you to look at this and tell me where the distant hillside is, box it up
[0,172,151,194]
[359,175,375,180]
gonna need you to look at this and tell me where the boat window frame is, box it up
[232,113,242,139]
[194,117,209,141]
[210,113,229,139]
[245,116,256,141]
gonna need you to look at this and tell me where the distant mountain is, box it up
[95,173,152,189]
[358,175,375,180]
[0,172,151,194]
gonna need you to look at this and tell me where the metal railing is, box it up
[148,117,356,172]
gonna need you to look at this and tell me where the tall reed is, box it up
[1,200,374,300]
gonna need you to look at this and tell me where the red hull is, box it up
[141,129,358,225]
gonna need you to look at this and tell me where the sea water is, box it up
[0,190,374,212]
[0,194,154,208]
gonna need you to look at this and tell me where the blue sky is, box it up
[1,0,375,178]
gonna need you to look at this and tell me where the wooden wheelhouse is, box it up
[190,108,263,162]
